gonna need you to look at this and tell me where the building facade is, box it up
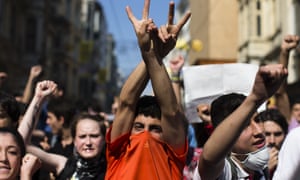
[238,0,300,100]
[180,0,239,65]
[175,0,300,100]
[80,0,119,111]
[0,0,83,95]
[0,0,119,109]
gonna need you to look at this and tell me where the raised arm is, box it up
[110,61,149,141]
[18,81,68,175]
[18,80,57,144]
[110,0,158,141]
[169,54,185,107]
[198,64,288,180]
[127,0,191,149]
[20,65,42,104]
[147,2,190,149]
[275,35,299,122]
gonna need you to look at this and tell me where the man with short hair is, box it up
[105,0,191,179]
[194,64,288,180]
[255,109,288,178]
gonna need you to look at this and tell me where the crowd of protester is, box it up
[0,0,299,179]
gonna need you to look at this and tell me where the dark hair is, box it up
[135,95,161,120]
[18,102,28,116]
[0,91,20,127]
[211,93,246,128]
[0,127,26,157]
[87,98,103,113]
[71,113,106,138]
[291,97,300,108]
[255,109,288,135]
[47,98,76,129]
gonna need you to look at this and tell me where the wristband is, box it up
[171,72,180,83]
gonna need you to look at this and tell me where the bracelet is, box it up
[170,71,180,83]
[171,75,180,83]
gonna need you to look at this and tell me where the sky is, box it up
[98,0,180,78]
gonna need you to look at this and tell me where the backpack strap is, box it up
[226,156,238,180]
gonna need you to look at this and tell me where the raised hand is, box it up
[197,104,212,125]
[20,153,42,179]
[30,65,42,79]
[251,64,288,103]
[126,0,191,59]
[35,80,57,99]
[156,2,191,58]
[169,55,184,74]
[126,0,157,52]
[281,35,299,53]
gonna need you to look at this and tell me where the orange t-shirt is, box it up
[105,129,187,180]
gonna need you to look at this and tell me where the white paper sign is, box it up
[183,63,261,123]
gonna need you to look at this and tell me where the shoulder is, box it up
[281,127,300,151]
[287,126,300,139]
[55,157,76,180]
[274,128,300,180]
[193,158,232,180]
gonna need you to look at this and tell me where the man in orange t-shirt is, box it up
[105,0,191,179]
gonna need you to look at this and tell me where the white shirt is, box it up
[273,126,300,180]
[193,157,265,180]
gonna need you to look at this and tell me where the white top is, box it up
[193,159,265,180]
[193,157,257,180]
[273,126,300,180]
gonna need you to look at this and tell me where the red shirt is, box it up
[105,129,187,180]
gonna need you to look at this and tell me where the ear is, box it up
[58,116,65,125]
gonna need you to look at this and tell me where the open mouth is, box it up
[253,139,265,148]
[83,148,94,152]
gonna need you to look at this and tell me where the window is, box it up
[256,15,261,36]
[255,0,262,37]
[256,0,261,10]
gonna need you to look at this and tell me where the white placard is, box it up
[183,63,263,123]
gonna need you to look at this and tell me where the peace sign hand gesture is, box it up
[126,0,191,59]
[156,2,191,58]
[126,0,157,52]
